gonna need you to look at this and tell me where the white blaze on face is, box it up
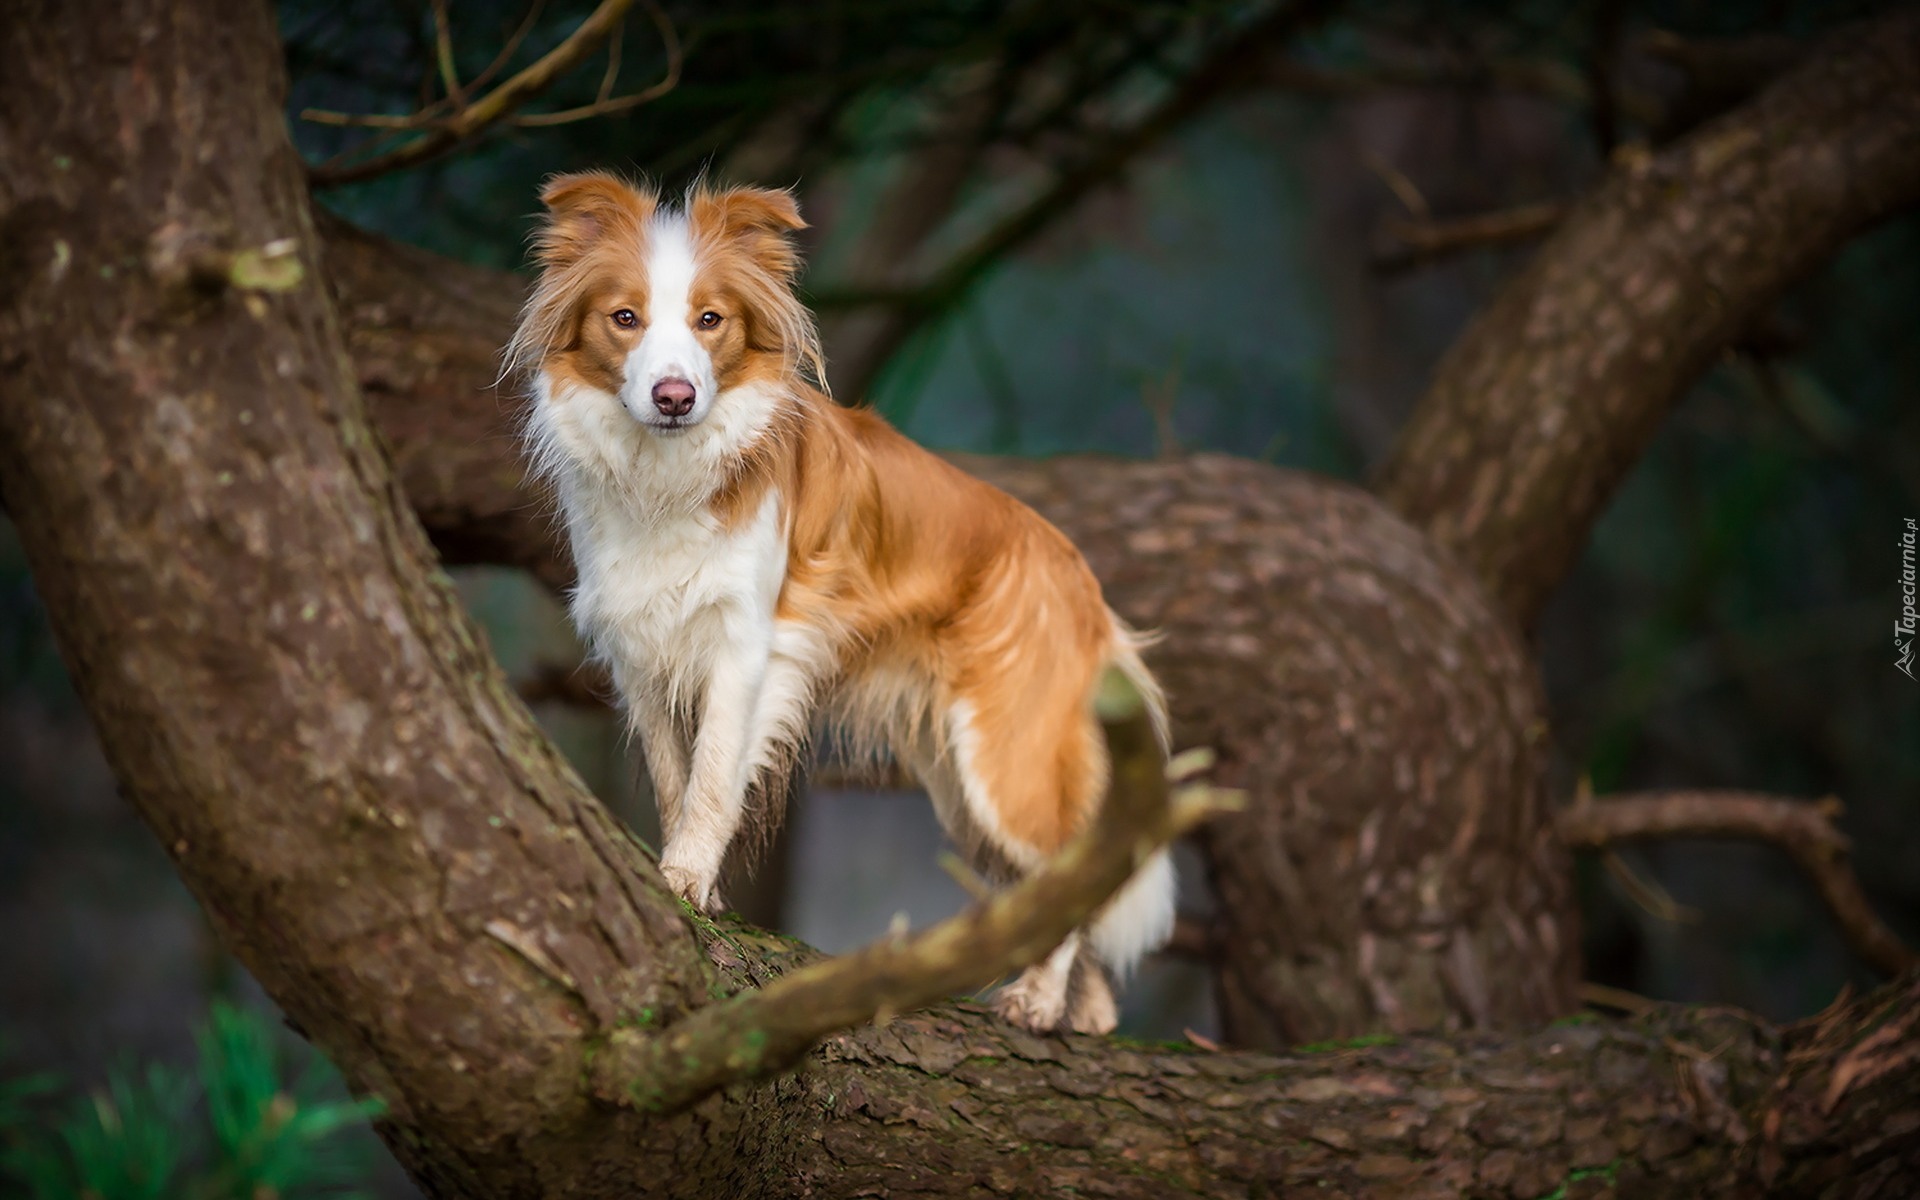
[624,212,719,428]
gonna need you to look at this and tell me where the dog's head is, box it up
[512,172,822,436]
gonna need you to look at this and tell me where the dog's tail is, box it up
[1104,613,1170,754]
[1089,612,1175,979]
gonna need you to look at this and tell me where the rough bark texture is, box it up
[319,211,570,590]
[777,971,1920,1199]
[1374,11,1920,625]
[0,4,719,1194]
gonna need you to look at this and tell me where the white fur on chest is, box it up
[567,485,785,707]
[529,376,789,707]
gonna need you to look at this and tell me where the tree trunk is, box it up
[0,3,713,1193]
[1373,11,1920,626]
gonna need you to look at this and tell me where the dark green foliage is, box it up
[0,1005,382,1200]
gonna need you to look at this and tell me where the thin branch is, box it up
[1579,980,1658,1014]
[512,1,680,127]
[1370,200,1567,274]
[1601,849,1700,925]
[306,0,653,188]
[300,109,429,130]
[430,0,465,110]
[595,16,624,103]
[1361,149,1430,219]
[468,0,548,97]
[591,671,1243,1115]
[306,0,548,130]
[1558,790,1918,979]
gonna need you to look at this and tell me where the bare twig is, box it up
[1558,790,1918,978]
[514,2,680,127]
[1361,149,1430,220]
[1579,980,1657,1014]
[1370,201,1567,274]
[430,0,465,110]
[300,0,553,131]
[591,671,1243,1115]
[1601,849,1701,925]
[305,0,676,188]
[595,15,624,102]
[468,0,549,97]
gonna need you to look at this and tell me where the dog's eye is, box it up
[612,309,638,329]
[698,311,723,330]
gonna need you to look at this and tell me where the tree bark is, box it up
[1373,11,1920,626]
[5,3,1920,1197]
[0,4,716,1193]
[770,972,1920,1199]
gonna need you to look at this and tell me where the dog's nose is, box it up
[651,378,696,418]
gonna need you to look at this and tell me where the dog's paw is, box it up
[991,971,1069,1034]
[659,864,723,916]
[1065,968,1119,1036]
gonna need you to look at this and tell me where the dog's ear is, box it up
[533,171,654,268]
[689,185,807,278]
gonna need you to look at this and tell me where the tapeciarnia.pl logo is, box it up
[1900,517,1917,680]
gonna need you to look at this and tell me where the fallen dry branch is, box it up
[1559,789,1918,978]
[594,683,1242,1114]
[306,0,678,188]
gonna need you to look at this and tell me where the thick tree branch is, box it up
[769,970,1920,1197]
[1559,790,1918,979]
[1374,11,1920,626]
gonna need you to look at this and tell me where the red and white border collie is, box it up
[510,172,1172,1034]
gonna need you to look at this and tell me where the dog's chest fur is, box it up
[563,476,787,704]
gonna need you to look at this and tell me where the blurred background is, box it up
[3,0,1916,1192]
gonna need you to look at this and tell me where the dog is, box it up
[509,172,1172,1034]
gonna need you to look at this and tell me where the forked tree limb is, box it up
[1374,10,1920,626]
[1560,790,1918,979]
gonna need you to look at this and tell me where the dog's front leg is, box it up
[625,690,690,842]
[656,618,769,914]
